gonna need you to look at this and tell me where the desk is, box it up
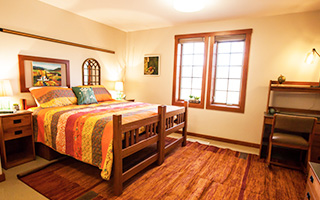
[259,113,320,163]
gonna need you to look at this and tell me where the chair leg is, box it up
[266,142,272,167]
[307,149,311,164]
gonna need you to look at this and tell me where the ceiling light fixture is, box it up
[173,0,205,13]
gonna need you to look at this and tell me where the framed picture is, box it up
[18,55,70,92]
[144,55,160,76]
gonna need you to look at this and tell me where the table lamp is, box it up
[115,81,124,100]
[0,80,14,113]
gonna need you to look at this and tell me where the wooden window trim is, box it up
[82,58,101,85]
[206,29,252,113]
[172,29,252,112]
[172,33,208,109]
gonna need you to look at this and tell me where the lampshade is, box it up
[305,48,320,64]
[115,82,123,91]
[0,80,13,97]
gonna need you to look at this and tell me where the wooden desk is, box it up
[259,113,320,163]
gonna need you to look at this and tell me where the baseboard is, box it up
[178,131,260,149]
[0,172,5,182]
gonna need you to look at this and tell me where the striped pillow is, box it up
[77,85,113,102]
[30,87,77,108]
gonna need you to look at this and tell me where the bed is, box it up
[28,86,187,195]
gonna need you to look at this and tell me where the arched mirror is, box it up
[82,58,101,85]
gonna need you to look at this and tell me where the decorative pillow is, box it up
[29,87,77,108]
[77,85,113,102]
[72,87,98,105]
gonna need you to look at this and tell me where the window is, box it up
[172,35,208,108]
[172,29,252,113]
[206,30,252,112]
[82,58,101,85]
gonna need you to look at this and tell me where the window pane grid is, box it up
[214,41,244,105]
[179,41,204,101]
[82,58,101,85]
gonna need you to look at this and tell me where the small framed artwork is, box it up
[18,55,70,92]
[144,55,160,76]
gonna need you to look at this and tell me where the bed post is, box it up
[182,101,188,147]
[157,105,166,165]
[113,114,123,196]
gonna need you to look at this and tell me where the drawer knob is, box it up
[14,130,23,135]
[13,119,22,124]
[307,192,310,200]
[310,175,314,183]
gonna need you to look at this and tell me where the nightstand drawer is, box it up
[2,115,31,130]
[305,185,316,200]
[3,126,32,141]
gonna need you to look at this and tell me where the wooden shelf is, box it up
[5,151,35,168]
[270,85,320,93]
[269,81,320,92]
[266,80,320,113]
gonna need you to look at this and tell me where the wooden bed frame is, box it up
[33,101,188,195]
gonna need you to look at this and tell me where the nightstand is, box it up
[305,162,320,200]
[0,111,35,169]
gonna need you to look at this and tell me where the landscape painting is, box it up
[32,61,62,86]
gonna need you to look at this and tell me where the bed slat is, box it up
[125,132,130,148]
[123,153,159,182]
[122,134,158,159]
[165,122,185,136]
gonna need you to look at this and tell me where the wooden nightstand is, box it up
[0,111,35,169]
[305,162,320,200]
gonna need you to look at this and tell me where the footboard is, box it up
[112,102,188,195]
[164,101,188,155]
[112,105,166,195]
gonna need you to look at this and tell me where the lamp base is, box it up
[0,110,14,114]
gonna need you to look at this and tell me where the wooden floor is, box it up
[18,141,305,200]
[0,136,301,200]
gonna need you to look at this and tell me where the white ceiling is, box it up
[39,0,320,32]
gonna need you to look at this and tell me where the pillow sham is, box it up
[72,87,98,105]
[77,85,113,102]
[29,87,77,108]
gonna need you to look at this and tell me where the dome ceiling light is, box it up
[173,0,205,13]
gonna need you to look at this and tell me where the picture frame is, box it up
[144,55,160,76]
[18,55,70,92]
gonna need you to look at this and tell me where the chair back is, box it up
[273,114,316,135]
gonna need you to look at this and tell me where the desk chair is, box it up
[266,114,316,170]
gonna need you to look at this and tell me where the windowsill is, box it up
[172,101,204,109]
[206,103,244,113]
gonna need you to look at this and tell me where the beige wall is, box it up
[125,11,320,144]
[0,0,127,105]
[1,0,319,145]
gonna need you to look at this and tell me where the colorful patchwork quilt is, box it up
[32,100,165,180]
